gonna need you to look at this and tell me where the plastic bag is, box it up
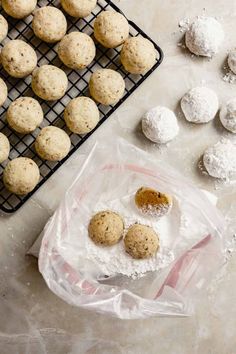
[39,138,227,319]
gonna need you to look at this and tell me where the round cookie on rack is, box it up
[89,68,125,105]
[35,126,71,161]
[121,36,157,74]
[32,6,67,43]
[7,97,44,134]
[3,157,40,195]
[135,187,173,217]
[31,65,68,101]
[0,78,8,107]
[58,32,96,70]
[124,224,159,259]
[61,0,97,18]
[2,0,37,19]
[0,133,10,163]
[93,10,129,48]
[1,39,37,78]
[64,97,99,134]
[0,15,8,43]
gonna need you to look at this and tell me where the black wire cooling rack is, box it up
[0,0,163,213]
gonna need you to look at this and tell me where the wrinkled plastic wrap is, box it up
[39,138,227,319]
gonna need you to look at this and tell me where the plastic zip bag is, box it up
[39,138,226,319]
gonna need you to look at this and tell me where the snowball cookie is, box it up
[31,65,68,101]
[64,97,99,134]
[2,0,37,19]
[35,126,71,161]
[142,106,179,144]
[88,210,124,246]
[61,0,97,18]
[58,32,96,70]
[228,48,236,75]
[0,133,10,163]
[0,78,8,107]
[220,98,236,133]
[0,15,8,43]
[185,17,224,57]
[124,224,159,259]
[1,40,37,78]
[7,97,43,134]
[135,187,172,217]
[121,36,156,74]
[181,87,219,124]
[94,10,129,48]
[32,6,67,43]
[203,139,236,179]
[89,69,125,105]
[3,157,40,195]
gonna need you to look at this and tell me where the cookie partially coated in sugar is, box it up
[135,187,173,217]
[0,132,10,163]
[0,15,8,43]
[3,157,40,195]
[0,78,8,107]
[2,0,37,19]
[124,224,159,259]
[88,210,124,246]
[61,0,97,18]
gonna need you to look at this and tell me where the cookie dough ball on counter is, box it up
[203,139,236,179]
[32,65,68,101]
[89,69,125,105]
[220,98,236,133]
[0,15,8,43]
[121,36,156,74]
[61,0,97,18]
[0,133,10,163]
[7,97,43,134]
[185,16,224,57]
[1,40,37,78]
[181,87,219,124]
[124,224,159,259]
[94,10,129,48]
[32,6,67,43]
[228,49,236,75]
[2,0,37,19]
[88,210,124,246]
[135,187,172,217]
[35,126,71,161]
[58,32,96,69]
[3,157,40,195]
[142,106,179,144]
[64,97,99,134]
[0,78,8,107]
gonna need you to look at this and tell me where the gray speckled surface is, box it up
[1,0,236,353]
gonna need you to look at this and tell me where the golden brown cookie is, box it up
[135,187,172,217]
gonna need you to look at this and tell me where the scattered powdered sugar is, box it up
[223,72,236,84]
[178,18,190,32]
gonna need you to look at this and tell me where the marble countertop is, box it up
[1,0,236,353]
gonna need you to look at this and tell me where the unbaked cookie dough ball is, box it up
[61,0,97,18]
[1,40,37,78]
[32,6,67,43]
[135,187,172,217]
[124,224,159,259]
[185,16,224,57]
[31,65,68,101]
[0,78,8,107]
[58,32,96,70]
[228,48,236,75]
[0,133,10,163]
[203,139,236,179]
[2,0,37,19]
[0,15,8,43]
[35,126,71,161]
[142,106,179,144]
[121,36,156,74]
[220,98,236,133]
[89,68,125,105]
[3,157,40,195]
[7,97,43,134]
[181,87,219,123]
[94,10,129,48]
[88,210,124,246]
[64,97,99,134]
